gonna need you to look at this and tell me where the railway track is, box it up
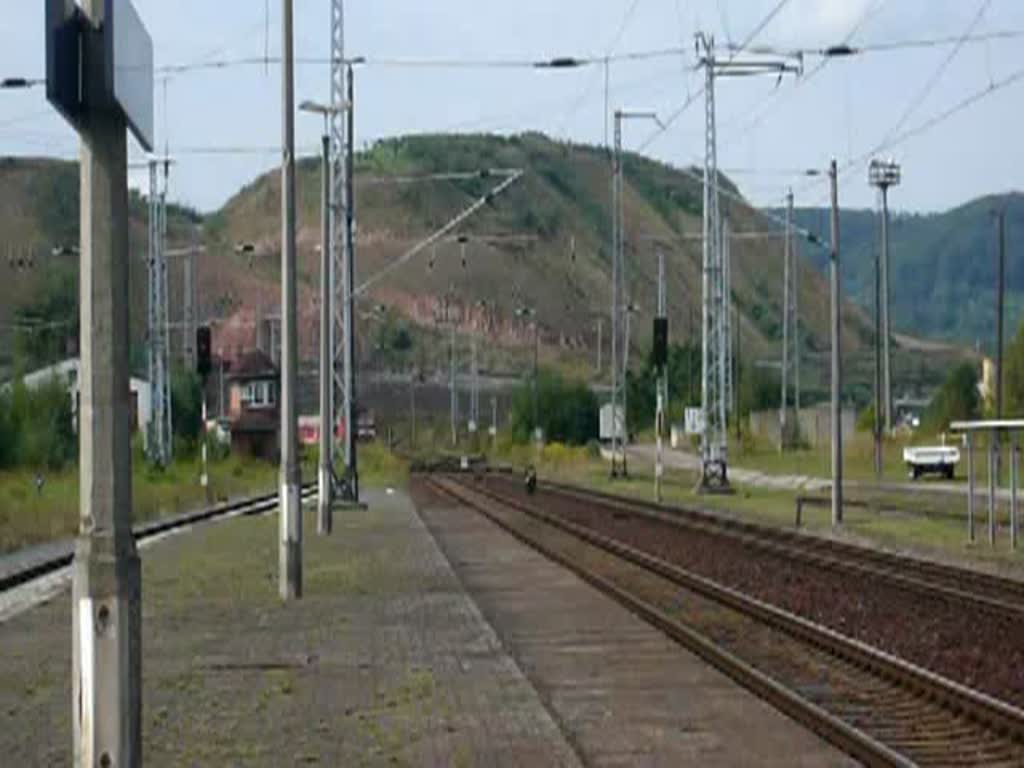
[488,473,1024,620]
[425,473,1024,767]
[0,484,316,594]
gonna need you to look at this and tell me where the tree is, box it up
[0,378,75,469]
[171,368,203,447]
[924,363,980,432]
[509,370,598,445]
[1004,318,1024,417]
[14,266,78,371]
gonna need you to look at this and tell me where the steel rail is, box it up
[522,476,1024,618]
[429,474,1024,765]
[0,484,316,594]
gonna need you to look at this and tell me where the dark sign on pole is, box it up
[653,316,668,370]
[46,0,153,152]
[196,325,212,379]
[45,0,84,127]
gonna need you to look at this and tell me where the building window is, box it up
[242,380,276,408]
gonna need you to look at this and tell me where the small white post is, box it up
[1011,437,1019,551]
[967,432,976,544]
[988,429,997,547]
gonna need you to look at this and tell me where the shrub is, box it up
[509,370,598,446]
[0,377,75,470]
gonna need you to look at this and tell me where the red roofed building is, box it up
[227,349,279,460]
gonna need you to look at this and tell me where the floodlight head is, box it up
[869,158,901,189]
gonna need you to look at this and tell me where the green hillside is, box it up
[204,132,872,387]
[5,135,977,406]
[788,193,1024,350]
[0,156,201,376]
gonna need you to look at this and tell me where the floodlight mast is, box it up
[300,98,347,533]
[868,158,901,437]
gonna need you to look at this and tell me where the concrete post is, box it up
[72,2,141,764]
[829,160,843,527]
[318,133,333,534]
[873,210,883,480]
[880,185,892,434]
[279,0,302,600]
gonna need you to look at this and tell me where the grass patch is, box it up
[484,438,1024,572]
[0,452,277,554]
[358,441,410,488]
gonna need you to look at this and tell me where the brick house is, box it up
[227,350,279,460]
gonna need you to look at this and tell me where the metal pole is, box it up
[183,247,194,366]
[72,0,141,761]
[622,306,630,477]
[146,159,166,465]
[200,392,209,494]
[723,218,732,419]
[471,335,479,433]
[967,432,976,543]
[656,248,666,502]
[794,231,801,416]
[410,374,417,450]
[988,430,997,547]
[1012,437,1019,551]
[996,210,1006,485]
[781,192,791,452]
[317,132,333,534]
[829,160,843,527]
[596,317,602,375]
[343,63,358,502]
[734,304,741,440]
[610,111,621,477]
[279,0,302,600]
[452,315,460,448]
[160,167,172,460]
[491,395,498,452]
[881,185,892,434]
[874,194,883,480]
[532,319,539,442]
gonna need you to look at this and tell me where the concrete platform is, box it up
[414,481,857,767]
[0,488,580,766]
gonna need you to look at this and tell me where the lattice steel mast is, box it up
[695,32,800,490]
[147,157,173,465]
[330,0,358,500]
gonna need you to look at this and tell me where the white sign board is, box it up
[685,407,705,436]
[468,420,477,434]
[106,0,154,151]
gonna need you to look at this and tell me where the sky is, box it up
[2,0,1023,214]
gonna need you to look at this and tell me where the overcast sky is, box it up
[2,0,1022,214]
